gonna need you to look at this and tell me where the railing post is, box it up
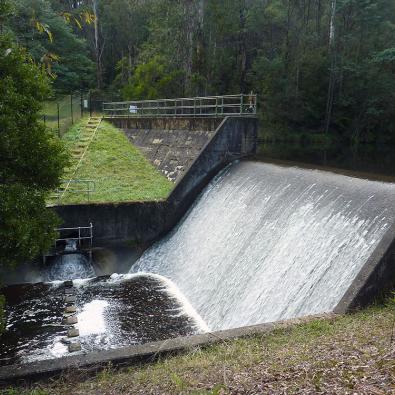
[240,94,244,115]
[78,227,81,248]
[215,98,218,117]
[70,93,74,124]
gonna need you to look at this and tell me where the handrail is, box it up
[54,222,93,250]
[103,93,257,118]
[52,179,95,203]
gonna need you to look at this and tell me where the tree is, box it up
[122,55,183,100]
[0,34,68,269]
[9,0,95,92]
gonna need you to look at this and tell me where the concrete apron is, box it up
[0,312,336,383]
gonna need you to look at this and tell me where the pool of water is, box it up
[0,274,205,366]
[257,142,395,178]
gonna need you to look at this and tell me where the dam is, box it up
[1,158,395,373]
[132,160,395,331]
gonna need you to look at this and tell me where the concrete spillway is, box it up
[132,161,395,331]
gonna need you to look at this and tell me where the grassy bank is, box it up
[2,302,394,394]
[53,119,173,204]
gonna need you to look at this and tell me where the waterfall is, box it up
[44,240,95,281]
[131,161,395,331]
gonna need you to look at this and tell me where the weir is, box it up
[1,159,395,379]
[131,161,395,331]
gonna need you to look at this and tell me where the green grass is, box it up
[52,119,173,204]
[3,301,395,394]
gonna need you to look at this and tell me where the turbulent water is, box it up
[0,274,204,365]
[44,253,95,282]
[132,161,395,331]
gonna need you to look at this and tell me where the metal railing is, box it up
[55,223,93,250]
[51,179,95,203]
[103,94,257,118]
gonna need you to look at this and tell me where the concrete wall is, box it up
[111,117,224,182]
[122,129,215,182]
[334,222,395,313]
[53,116,258,244]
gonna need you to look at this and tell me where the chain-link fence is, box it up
[41,92,92,136]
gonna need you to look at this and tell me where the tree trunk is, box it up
[92,0,102,90]
[324,0,337,134]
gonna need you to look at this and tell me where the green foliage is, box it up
[0,34,68,267]
[8,0,95,92]
[112,0,395,141]
[122,56,183,100]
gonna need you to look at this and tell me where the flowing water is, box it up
[2,159,395,365]
[132,161,395,331]
[44,240,95,282]
[0,274,203,365]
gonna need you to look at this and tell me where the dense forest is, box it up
[3,0,395,141]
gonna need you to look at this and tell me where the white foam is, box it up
[76,300,108,336]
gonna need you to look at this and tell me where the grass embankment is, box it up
[3,302,394,394]
[54,119,173,204]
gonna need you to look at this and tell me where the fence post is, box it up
[57,102,60,137]
[240,94,244,114]
[80,91,83,117]
[70,93,74,124]
[89,92,92,117]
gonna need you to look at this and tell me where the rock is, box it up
[64,306,77,314]
[68,342,81,353]
[64,295,76,303]
[62,315,78,325]
[67,328,79,338]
